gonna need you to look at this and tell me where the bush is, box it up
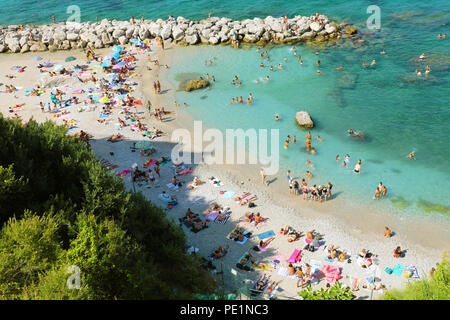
[298,282,356,300]
[0,115,216,299]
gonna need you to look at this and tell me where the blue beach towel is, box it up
[392,264,405,277]
[234,231,251,245]
[219,191,235,199]
[257,230,276,240]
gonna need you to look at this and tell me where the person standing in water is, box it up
[354,159,362,174]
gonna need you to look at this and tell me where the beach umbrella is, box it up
[65,56,76,62]
[113,65,123,70]
[102,61,112,67]
[112,46,122,52]
[32,56,43,61]
[135,141,151,149]
[99,97,110,103]
[117,61,127,66]
[112,52,121,60]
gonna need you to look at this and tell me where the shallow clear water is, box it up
[1,1,450,217]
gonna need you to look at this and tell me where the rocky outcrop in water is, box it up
[295,111,314,129]
[185,78,210,92]
[0,14,351,53]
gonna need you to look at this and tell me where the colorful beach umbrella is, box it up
[65,56,76,62]
[112,46,122,52]
[112,52,121,60]
[113,65,123,69]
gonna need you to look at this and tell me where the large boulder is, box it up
[295,111,314,129]
[185,78,210,92]
[310,22,323,32]
[161,24,172,39]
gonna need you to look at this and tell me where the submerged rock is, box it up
[295,111,314,129]
[185,78,210,92]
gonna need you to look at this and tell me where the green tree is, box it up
[0,212,64,299]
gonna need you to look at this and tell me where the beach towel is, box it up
[287,249,302,263]
[99,112,110,118]
[407,266,420,279]
[205,211,220,221]
[277,267,297,279]
[116,169,131,177]
[166,183,180,191]
[392,264,405,277]
[214,212,231,225]
[257,230,276,240]
[272,254,285,266]
[219,190,235,199]
[352,277,360,291]
[309,259,322,273]
[321,265,342,284]
[236,233,250,245]
[256,241,271,252]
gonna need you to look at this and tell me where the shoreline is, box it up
[0,42,447,300]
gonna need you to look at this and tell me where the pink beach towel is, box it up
[287,249,302,263]
[205,211,220,221]
[116,169,131,177]
[321,265,342,284]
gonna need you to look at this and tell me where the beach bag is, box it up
[385,267,393,274]
[248,202,256,208]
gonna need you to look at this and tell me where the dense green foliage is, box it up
[379,255,450,300]
[0,116,216,299]
[298,282,356,300]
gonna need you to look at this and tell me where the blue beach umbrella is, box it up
[112,46,122,52]
[102,61,112,67]
[112,52,121,60]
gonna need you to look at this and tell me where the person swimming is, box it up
[419,53,426,60]
[275,113,280,121]
[407,151,416,160]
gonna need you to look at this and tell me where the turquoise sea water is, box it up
[1,1,449,217]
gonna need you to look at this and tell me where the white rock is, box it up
[310,22,323,32]
[118,35,128,45]
[172,26,184,41]
[67,33,80,41]
[295,111,314,128]
[160,24,172,39]
[208,36,219,44]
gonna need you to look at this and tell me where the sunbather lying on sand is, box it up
[212,245,229,259]
[235,192,250,202]
[240,196,257,206]
[327,245,340,260]
[187,176,204,189]
[107,133,126,142]
[185,208,199,220]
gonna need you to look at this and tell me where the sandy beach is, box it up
[0,42,447,300]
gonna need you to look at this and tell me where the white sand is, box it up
[0,44,446,300]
